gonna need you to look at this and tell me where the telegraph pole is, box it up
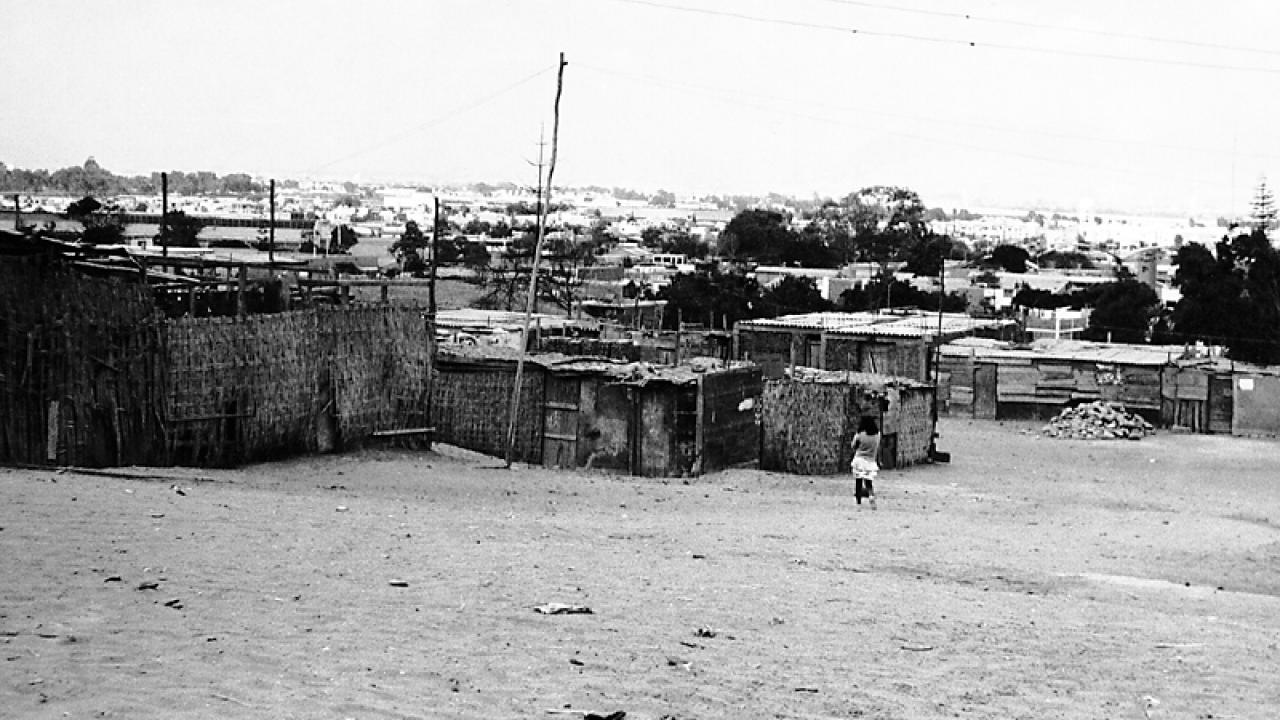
[429,195,440,318]
[268,179,276,264]
[505,52,567,468]
[160,172,169,258]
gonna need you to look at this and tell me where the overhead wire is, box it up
[606,0,1280,75]
[575,60,1280,164]
[307,64,557,174]
[574,62,1230,191]
[816,0,1280,59]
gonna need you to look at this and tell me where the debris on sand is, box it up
[1042,401,1155,440]
[533,603,593,615]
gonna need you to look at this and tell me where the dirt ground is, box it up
[3,418,1279,720]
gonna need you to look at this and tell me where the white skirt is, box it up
[851,456,879,479]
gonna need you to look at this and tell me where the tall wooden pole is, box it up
[160,172,168,258]
[268,179,276,264]
[505,52,566,468]
[429,196,439,318]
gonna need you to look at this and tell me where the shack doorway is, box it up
[973,362,998,419]
[543,375,581,468]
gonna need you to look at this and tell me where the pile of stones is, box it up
[1042,401,1156,440]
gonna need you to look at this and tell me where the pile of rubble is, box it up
[1042,401,1156,440]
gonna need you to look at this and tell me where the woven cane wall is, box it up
[0,257,167,467]
[431,360,545,463]
[760,379,851,475]
[890,386,935,467]
[166,305,432,466]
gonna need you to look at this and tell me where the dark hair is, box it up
[858,416,879,435]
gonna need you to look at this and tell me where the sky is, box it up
[4,0,1280,216]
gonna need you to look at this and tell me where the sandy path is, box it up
[3,418,1279,719]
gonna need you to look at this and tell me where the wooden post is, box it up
[505,51,567,468]
[429,196,439,318]
[236,264,247,318]
[268,179,276,265]
[160,172,168,258]
[674,308,682,366]
[12,194,20,231]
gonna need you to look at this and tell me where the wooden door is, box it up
[973,362,998,419]
[542,375,581,468]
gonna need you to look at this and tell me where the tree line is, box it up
[1,157,269,197]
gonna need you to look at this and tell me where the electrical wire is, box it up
[816,0,1280,59]
[574,62,1227,190]
[576,60,1280,164]
[606,0,1280,75]
[308,64,557,174]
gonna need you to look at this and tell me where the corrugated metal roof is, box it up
[782,366,933,389]
[738,311,1012,338]
[435,308,579,331]
[438,345,755,384]
[941,338,1184,366]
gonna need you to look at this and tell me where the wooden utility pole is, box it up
[268,179,276,264]
[505,52,567,468]
[429,196,439,318]
[160,172,168,258]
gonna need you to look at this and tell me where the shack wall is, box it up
[1232,372,1280,437]
[577,379,631,471]
[737,329,798,378]
[1,256,167,467]
[166,305,434,466]
[432,359,545,463]
[698,366,763,473]
[760,377,933,475]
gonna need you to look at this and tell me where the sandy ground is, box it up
[3,418,1279,720]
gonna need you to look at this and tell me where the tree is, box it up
[462,242,491,274]
[1037,250,1094,270]
[1251,177,1277,230]
[657,268,764,330]
[67,195,126,245]
[1080,280,1161,343]
[658,229,708,260]
[329,225,359,253]
[640,226,663,247]
[989,244,1031,273]
[649,189,676,208]
[760,276,832,317]
[437,235,466,264]
[392,221,429,274]
[718,209,795,264]
[160,210,204,247]
[1170,229,1280,363]
[489,220,513,239]
[837,276,965,313]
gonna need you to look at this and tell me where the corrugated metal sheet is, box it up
[942,338,1183,366]
[738,311,1011,337]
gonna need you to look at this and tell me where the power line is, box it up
[308,64,557,174]
[577,60,1280,164]
[816,0,1280,59]
[574,62,1231,189]
[607,0,1280,75]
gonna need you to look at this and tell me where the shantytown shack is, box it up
[431,346,762,477]
[761,368,936,475]
[734,311,1015,382]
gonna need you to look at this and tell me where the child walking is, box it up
[850,416,881,508]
